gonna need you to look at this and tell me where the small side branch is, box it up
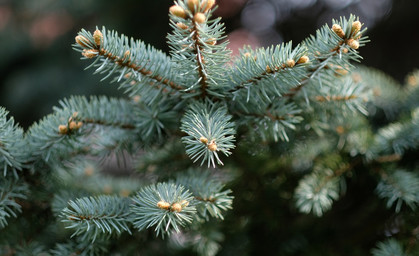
[314,95,358,102]
[195,196,216,203]
[83,118,136,130]
[191,24,209,98]
[233,109,291,122]
[98,48,183,92]
[283,55,333,98]
[229,58,303,94]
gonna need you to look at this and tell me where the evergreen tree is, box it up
[1,0,418,255]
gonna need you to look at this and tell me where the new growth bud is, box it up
[176,22,189,30]
[351,21,362,35]
[286,59,295,68]
[169,5,187,18]
[82,49,99,58]
[202,0,216,13]
[200,136,209,144]
[187,0,199,12]
[75,35,90,48]
[93,29,103,47]
[170,203,182,212]
[347,38,359,49]
[208,140,217,151]
[58,125,68,135]
[157,201,171,210]
[193,13,206,24]
[180,200,189,207]
[207,37,217,45]
[332,24,345,38]
[69,121,78,130]
[297,55,309,64]
[123,50,130,60]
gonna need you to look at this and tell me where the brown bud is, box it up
[286,59,295,68]
[332,24,345,38]
[69,121,78,130]
[200,136,209,144]
[351,21,362,34]
[208,140,217,152]
[76,121,83,129]
[373,88,381,96]
[169,5,187,18]
[244,52,251,58]
[75,35,90,48]
[170,203,182,212]
[266,65,272,73]
[297,55,309,64]
[207,37,217,45]
[176,22,189,30]
[335,65,348,76]
[352,73,362,83]
[202,0,216,12]
[157,201,171,210]
[407,75,418,87]
[187,0,199,12]
[193,12,206,24]
[347,38,359,49]
[180,200,189,207]
[119,189,130,197]
[58,125,68,135]
[335,126,345,135]
[123,50,130,60]
[82,49,99,58]
[93,29,103,46]
[103,185,112,194]
[132,95,141,103]
[84,166,94,176]
[341,47,349,54]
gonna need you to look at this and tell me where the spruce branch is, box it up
[50,238,109,256]
[310,76,369,115]
[57,96,137,131]
[74,27,184,98]
[0,107,26,177]
[405,69,419,110]
[25,108,81,163]
[285,15,368,99]
[176,169,233,220]
[60,195,132,242]
[295,169,340,217]
[233,99,302,142]
[26,96,140,164]
[372,239,408,256]
[376,169,419,212]
[131,182,196,238]
[354,67,405,119]
[372,107,419,156]
[167,0,231,99]
[0,179,28,228]
[180,101,236,167]
[294,155,351,217]
[14,242,48,256]
[228,43,309,103]
[170,224,224,256]
[26,95,178,166]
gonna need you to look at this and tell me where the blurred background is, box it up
[0,0,418,128]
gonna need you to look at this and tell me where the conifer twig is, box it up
[97,48,184,92]
[82,118,136,130]
[191,24,209,98]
